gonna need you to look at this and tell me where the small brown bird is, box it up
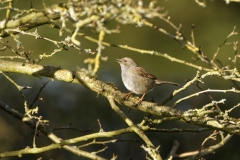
[117,57,179,105]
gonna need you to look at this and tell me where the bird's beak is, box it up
[116,59,121,63]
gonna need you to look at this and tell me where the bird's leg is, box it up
[136,93,146,106]
[125,92,133,100]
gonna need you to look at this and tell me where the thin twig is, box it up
[30,79,52,109]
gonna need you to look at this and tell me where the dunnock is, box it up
[117,57,179,105]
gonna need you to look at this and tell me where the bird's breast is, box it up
[122,70,154,95]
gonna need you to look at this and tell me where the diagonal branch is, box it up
[108,98,162,160]
[1,59,240,135]
[0,101,106,160]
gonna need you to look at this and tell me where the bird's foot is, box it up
[135,93,146,106]
[124,92,133,100]
[135,99,143,106]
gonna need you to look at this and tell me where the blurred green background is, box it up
[1,0,240,159]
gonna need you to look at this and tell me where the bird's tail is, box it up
[156,80,179,86]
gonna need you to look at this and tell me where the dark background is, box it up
[1,0,240,159]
